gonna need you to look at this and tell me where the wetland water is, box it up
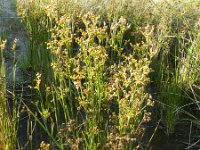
[0,0,28,84]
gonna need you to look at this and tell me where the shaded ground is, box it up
[138,83,200,150]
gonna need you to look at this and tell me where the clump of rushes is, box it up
[16,0,157,149]
[46,11,156,149]
[16,0,200,149]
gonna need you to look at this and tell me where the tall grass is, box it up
[0,38,19,150]
[0,38,8,149]
[0,0,199,149]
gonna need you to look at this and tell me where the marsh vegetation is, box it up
[0,0,200,149]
